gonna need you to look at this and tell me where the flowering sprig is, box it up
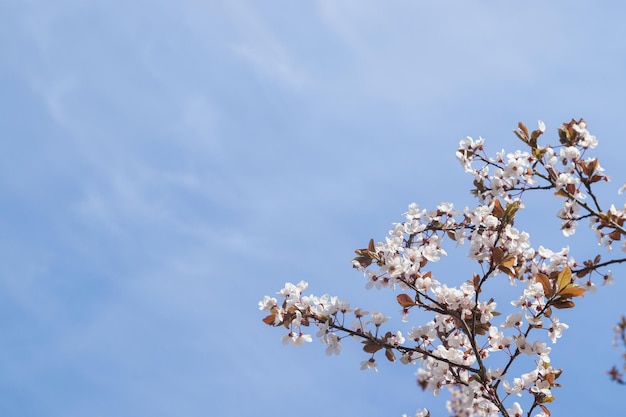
[260,119,626,417]
[608,315,626,384]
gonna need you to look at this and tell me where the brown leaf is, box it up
[518,122,529,140]
[576,267,590,278]
[397,293,416,307]
[262,314,277,326]
[552,298,575,309]
[474,322,490,335]
[492,199,505,219]
[352,256,373,269]
[544,306,552,318]
[498,265,515,278]
[362,340,383,354]
[558,285,585,298]
[609,230,622,241]
[584,158,599,176]
[530,129,542,147]
[589,174,605,184]
[554,189,569,198]
[498,254,517,277]
[492,247,504,266]
[513,129,527,143]
[385,348,396,362]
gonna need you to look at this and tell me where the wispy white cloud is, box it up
[227,1,312,89]
[314,1,566,104]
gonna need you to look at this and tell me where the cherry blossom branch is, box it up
[322,319,481,374]
[261,119,625,417]
[608,316,626,384]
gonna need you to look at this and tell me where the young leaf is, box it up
[504,200,520,223]
[534,273,552,297]
[362,340,383,354]
[473,273,481,291]
[544,306,553,318]
[539,396,555,404]
[530,128,543,147]
[492,247,504,266]
[474,322,490,336]
[492,199,505,219]
[397,293,416,307]
[552,298,576,309]
[576,267,591,278]
[517,122,529,141]
[498,254,517,277]
[557,267,572,292]
[558,285,585,298]
[352,255,373,269]
[262,314,277,326]
[609,230,622,241]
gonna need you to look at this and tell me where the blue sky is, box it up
[1,1,626,416]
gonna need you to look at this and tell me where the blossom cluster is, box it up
[608,315,626,384]
[260,120,626,417]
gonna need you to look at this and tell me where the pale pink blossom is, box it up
[369,311,390,326]
[507,402,523,417]
[548,316,569,343]
[360,358,378,372]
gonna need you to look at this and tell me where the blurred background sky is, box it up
[1,1,626,416]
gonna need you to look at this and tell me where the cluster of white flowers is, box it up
[456,119,612,240]
[590,203,626,251]
[260,120,625,417]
